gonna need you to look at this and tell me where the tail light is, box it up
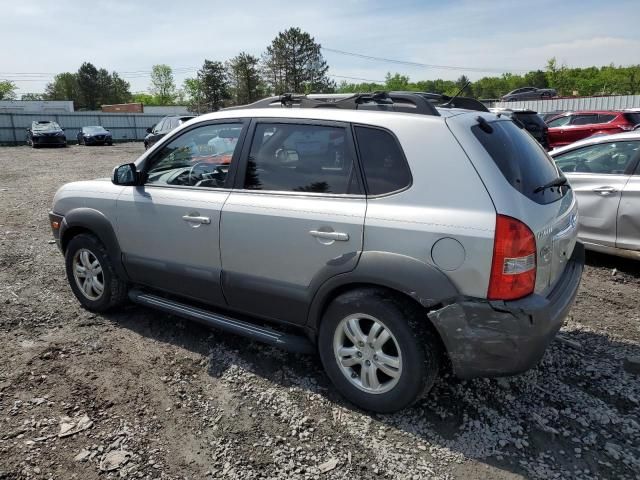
[488,215,537,300]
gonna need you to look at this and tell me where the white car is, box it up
[550,132,640,259]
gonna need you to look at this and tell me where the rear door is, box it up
[555,140,640,247]
[220,119,365,326]
[616,148,640,251]
[566,114,599,144]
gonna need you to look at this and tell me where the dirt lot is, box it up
[1,144,639,480]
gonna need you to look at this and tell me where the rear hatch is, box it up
[447,113,578,295]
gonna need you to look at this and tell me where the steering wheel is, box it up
[188,161,226,187]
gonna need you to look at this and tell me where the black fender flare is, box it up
[59,208,128,279]
[306,251,459,331]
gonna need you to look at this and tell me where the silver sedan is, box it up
[550,132,640,259]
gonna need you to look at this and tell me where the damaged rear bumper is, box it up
[428,242,584,379]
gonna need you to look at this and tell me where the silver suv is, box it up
[49,96,584,412]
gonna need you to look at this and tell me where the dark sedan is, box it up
[501,87,557,102]
[27,121,67,148]
[144,115,195,149]
[77,126,113,146]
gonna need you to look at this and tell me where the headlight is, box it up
[57,132,65,136]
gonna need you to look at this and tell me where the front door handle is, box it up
[309,230,349,241]
[592,186,617,195]
[182,215,211,224]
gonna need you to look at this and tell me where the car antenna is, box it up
[440,81,471,108]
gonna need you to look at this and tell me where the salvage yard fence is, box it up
[0,113,166,145]
[489,94,640,113]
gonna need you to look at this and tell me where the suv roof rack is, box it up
[227,92,441,116]
[392,91,489,112]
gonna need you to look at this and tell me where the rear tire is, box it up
[65,233,128,312]
[318,288,440,413]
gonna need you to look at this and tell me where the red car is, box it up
[546,110,640,148]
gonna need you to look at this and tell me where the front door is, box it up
[220,120,366,326]
[555,140,639,247]
[617,156,640,251]
[116,121,246,305]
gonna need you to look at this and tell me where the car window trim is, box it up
[351,123,413,198]
[138,118,250,190]
[232,118,365,196]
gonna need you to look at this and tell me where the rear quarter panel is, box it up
[362,115,496,298]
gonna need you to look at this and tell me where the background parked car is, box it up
[546,110,640,148]
[501,87,557,102]
[26,121,66,148]
[550,132,640,259]
[490,108,549,149]
[144,115,195,149]
[541,110,568,123]
[77,126,113,146]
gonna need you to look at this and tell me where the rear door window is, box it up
[354,126,411,195]
[597,114,616,123]
[243,123,359,194]
[472,120,565,205]
[571,114,598,125]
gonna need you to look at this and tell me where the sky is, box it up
[1,0,639,96]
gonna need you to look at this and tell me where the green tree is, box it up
[0,80,18,100]
[385,73,410,91]
[131,92,160,106]
[76,62,100,109]
[227,52,264,105]
[20,93,43,100]
[197,60,230,112]
[150,64,176,105]
[262,27,333,94]
[44,73,78,101]
[183,77,205,113]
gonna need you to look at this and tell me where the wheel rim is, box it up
[72,248,104,301]
[333,314,402,394]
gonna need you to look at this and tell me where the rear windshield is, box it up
[472,120,566,205]
[624,112,640,125]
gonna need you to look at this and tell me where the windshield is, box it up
[32,122,61,132]
[83,126,107,134]
[472,120,566,205]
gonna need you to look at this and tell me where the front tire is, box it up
[65,233,128,312]
[318,288,440,413]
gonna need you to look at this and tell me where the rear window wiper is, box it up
[534,176,570,194]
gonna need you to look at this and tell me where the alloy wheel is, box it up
[72,248,104,301]
[333,314,402,394]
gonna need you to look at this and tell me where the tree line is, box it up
[337,59,640,99]
[2,27,639,109]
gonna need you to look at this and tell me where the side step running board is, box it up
[128,289,314,354]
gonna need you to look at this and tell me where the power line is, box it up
[322,47,529,74]
[329,74,385,83]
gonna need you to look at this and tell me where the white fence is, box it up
[489,95,640,113]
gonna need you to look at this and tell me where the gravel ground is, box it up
[1,144,639,480]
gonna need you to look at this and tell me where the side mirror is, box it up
[112,163,140,186]
[146,127,152,134]
[61,128,65,131]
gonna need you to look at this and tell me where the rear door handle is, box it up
[309,230,349,241]
[182,215,211,224]
[592,186,617,195]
